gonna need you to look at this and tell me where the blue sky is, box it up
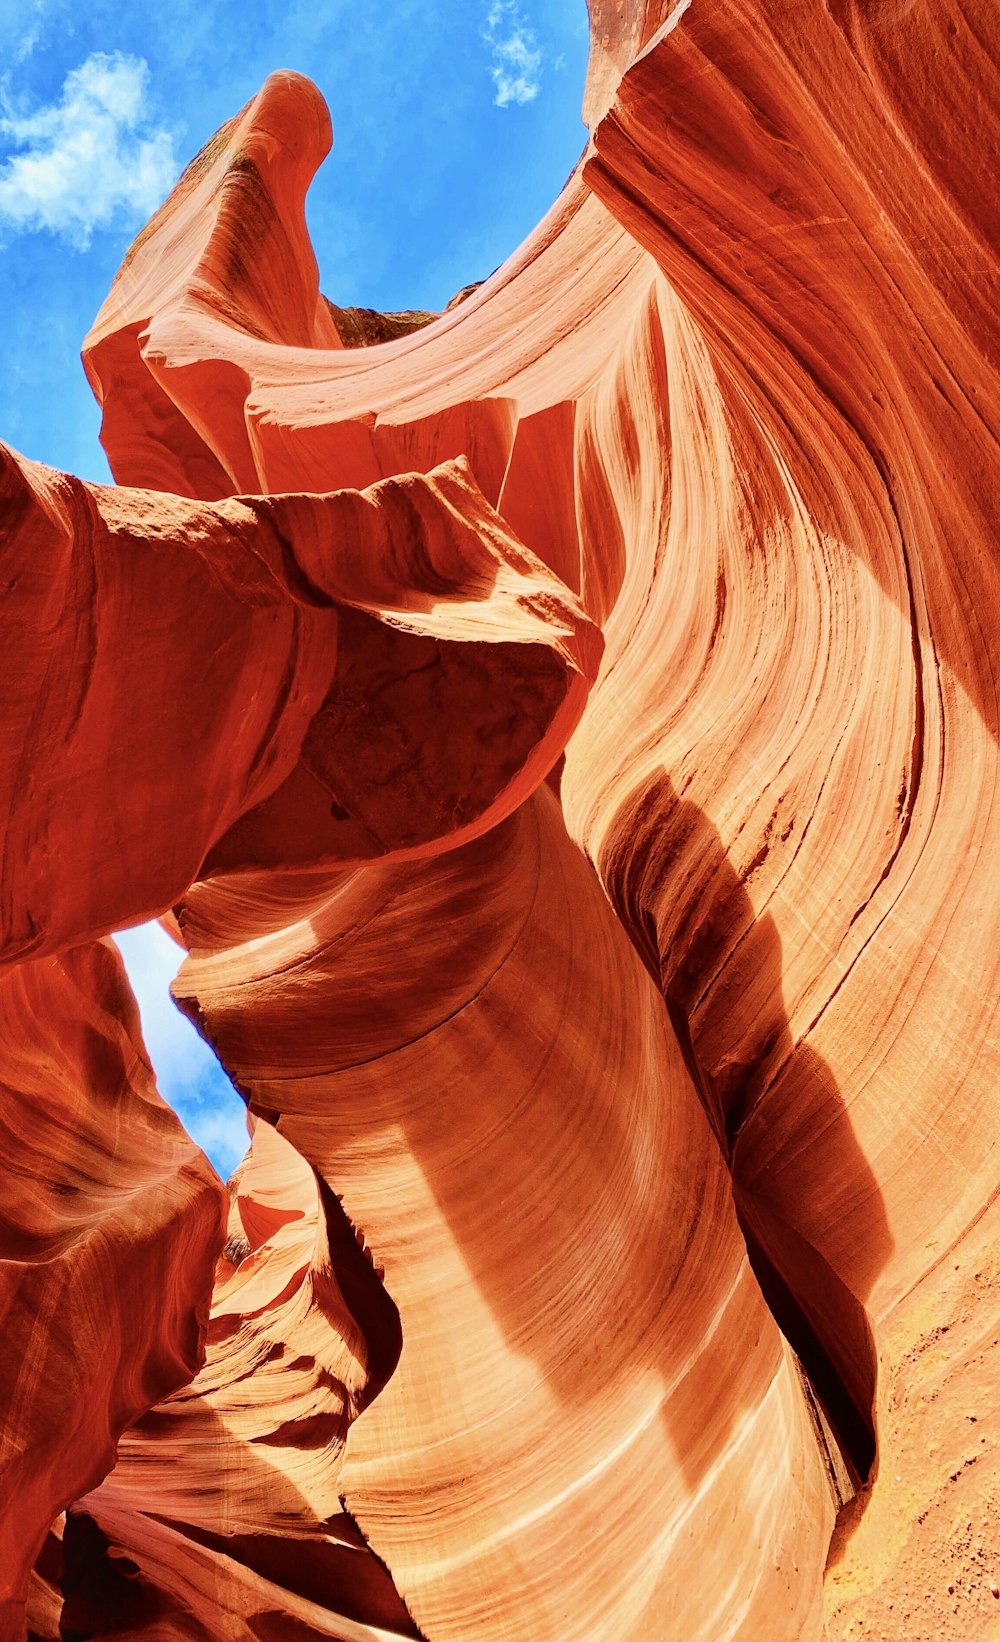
[111,924,252,1179]
[2,1,588,1178]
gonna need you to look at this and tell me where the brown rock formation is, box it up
[3,1,998,1637]
[0,441,598,958]
[0,942,224,1635]
[63,1120,417,1640]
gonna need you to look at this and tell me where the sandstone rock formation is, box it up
[0,942,224,1637]
[3,2,998,1638]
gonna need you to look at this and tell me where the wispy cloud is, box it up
[1,0,47,66]
[0,51,176,248]
[483,1,543,108]
[14,20,42,66]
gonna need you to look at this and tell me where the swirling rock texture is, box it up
[3,0,998,1638]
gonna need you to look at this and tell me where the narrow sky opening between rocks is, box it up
[113,923,250,1181]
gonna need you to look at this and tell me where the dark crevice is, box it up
[147,1514,423,1639]
[734,1199,875,1490]
[337,1497,429,1642]
[596,768,885,1503]
[313,1172,403,1407]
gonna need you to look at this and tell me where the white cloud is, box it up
[0,0,46,66]
[14,25,41,66]
[483,1,543,108]
[0,51,177,249]
[113,921,250,1182]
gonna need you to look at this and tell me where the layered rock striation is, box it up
[2,2,998,1638]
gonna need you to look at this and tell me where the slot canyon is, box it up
[2,2,999,1638]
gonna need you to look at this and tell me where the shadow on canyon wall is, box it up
[376,778,891,1506]
[388,771,893,1505]
[597,769,895,1486]
[251,761,899,1517]
[58,1405,422,1641]
[54,1153,421,1641]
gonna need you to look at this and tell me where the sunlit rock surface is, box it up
[3,1,998,1637]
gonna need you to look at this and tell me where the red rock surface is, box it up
[0,942,224,1636]
[3,2,999,1638]
[1,439,598,960]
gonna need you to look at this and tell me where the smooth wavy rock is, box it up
[0,941,225,1639]
[145,786,826,1641]
[9,0,999,1635]
[0,440,598,963]
[569,8,1000,1630]
[70,11,1000,1629]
